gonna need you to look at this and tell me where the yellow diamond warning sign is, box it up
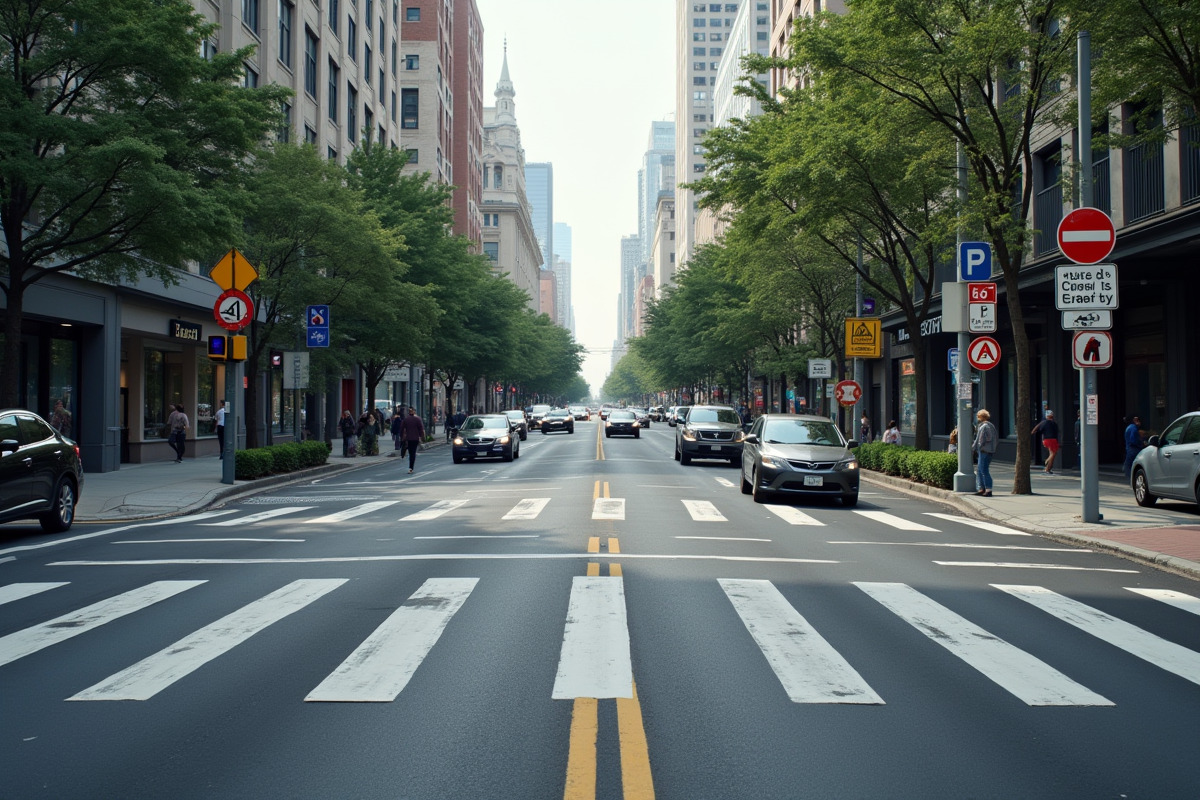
[845,318,881,358]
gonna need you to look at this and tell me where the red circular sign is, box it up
[1057,207,1115,265]
[834,380,862,407]
[966,336,1001,371]
[213,289,254,331]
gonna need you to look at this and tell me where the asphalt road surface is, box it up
[3,418,1199,798]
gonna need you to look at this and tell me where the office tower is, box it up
[526,163,554,271]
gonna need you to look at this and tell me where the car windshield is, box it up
[547,410,569,418]
[464,415,507,430]
[610,411,635,420]
[531,405,551,414]
[761,419,845,446]
[688,408,739,424]
[505,411,524,420]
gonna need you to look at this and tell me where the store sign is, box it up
[894,315,942,343]
[169,319,202,341]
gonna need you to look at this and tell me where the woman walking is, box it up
[167,404,189,462]
[360,412,380,456]
[972,409,998,497]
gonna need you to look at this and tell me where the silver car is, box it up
[740,414,859,506]
[1131,411,1200,508]
[675,404,743,465]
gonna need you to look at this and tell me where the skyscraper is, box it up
[525,163,554,273]
[553,222,573,333]
[639,121,676,266]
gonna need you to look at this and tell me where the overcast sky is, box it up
[473,0,676,396]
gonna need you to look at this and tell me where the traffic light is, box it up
[230,335,247,361]
[208,335,248,362]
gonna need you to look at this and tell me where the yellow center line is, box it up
[609,563,622,577]
[593,480,601,501]
[608,538,620,554]
[587,562,600,577]
[564,698,599,800]
[587,536,600,554]
[604,482,610,499]
[596,421,605,461]
[617,681,655,799]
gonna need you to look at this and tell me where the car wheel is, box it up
[1133,469,1157,507]
[680,450,692,465]
[513,442,520,459]
[453,454,463,464]
[503,444,514,463]
[605,432,611,438]
[568,426,574,434]
[842,493,859,508]
[39,479,76,533]
[751,469,770,503]
[740,468,752,494]
[634,430,640,439]
[673,443,680,461]
[543,428,550,435]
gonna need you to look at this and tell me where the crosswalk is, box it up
[3,576,1197,708]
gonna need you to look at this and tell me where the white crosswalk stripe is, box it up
[923,513,1031,536]
[400,499,471,521]
[502,498,551,520]
[552,576,632,699]
[201,507,311,526]
[305,501,399,524]
[591,498,625,521]
[1125,588,1200,616]
[764,505,824,526]
[0,582,68,606]
[682,499,726,522]
[852,510,940,531]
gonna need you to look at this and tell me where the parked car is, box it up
[740,413,859,506]
[0,409,85,532]
[628,408,651,428]
[541,408,575,434]
[504,409,529,440]
[1131,411,1200,508]
[675,405,743,465]
[527,404,553,430]
[568,405,591,421]
[451,414,521,463]
[605,409,640,438]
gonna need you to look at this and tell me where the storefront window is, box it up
[899,358,917,434]
[196,362,218,436]
[49,339,77,416]
[144,349,182,439]
[272,370,295,435]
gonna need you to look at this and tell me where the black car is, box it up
[0,409,84,532]
[629,408,651,428]
[605,410,641,438]
[452,415,521,463]
[504,409,529,440]
[541,408,575,434]
[675,404,744,465]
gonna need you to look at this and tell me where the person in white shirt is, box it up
[215,400,226,458]
[883,420,901,444]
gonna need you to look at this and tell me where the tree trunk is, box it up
[0,277,25,408]
[244,362,262,449]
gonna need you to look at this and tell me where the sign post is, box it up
[1075,32,1102,523]
[209,249,259,485]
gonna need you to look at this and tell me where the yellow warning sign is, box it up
[845,318,881,358]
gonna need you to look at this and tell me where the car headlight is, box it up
[633,421,640,427]
[605,420,612,427]
[760,454,790,470]
[498,435,511,444]
[837,457,859,470]
[453,437,465,445]
[681,428,697,441]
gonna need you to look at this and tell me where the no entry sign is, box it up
[1057,207,1115,265]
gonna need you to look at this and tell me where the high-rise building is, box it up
[526,163,554,271]
[553,222,573,333]
[768,1,845,98]
[639,122,676,265]
[714,2,771,128]
[619,235,643,344]
[452,0,485,245]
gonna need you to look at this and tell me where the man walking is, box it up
[338,410,356,458]
[215,400,226,458]
[400,407,426,474]
[1123,414,1145,478]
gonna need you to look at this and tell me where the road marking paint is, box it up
[616,680,656,799]
[764,506,825,526]
[829,541,1086,552]
[552,576,633,699]
[0,512,240,557]
[856,582,1112,706]
[923,513,1031,536]
[305,501,399,524]
[603,482,610,499]
[935,561,1138,573]
[400,499,471,521]
[587,537,601,553]
[50,553,840,566]
[609,563,622,577]
[995,584,1200,687]
[466,487,565,493]
[593,480,601,501]
[115,538,305,543]
[413,535,539,540]
[1126,588,1200,616]
[587,562,600,576]
[592,498,625,521]
[564,697,598,800]
[714,477,736,488]
[676,536,772,542]
[852,510,939,531]
[70,579,346,701]
[608,538,620,554]
[306,578,478,702]
[682,500,727,522]
[501,498,551,520]
[0,582,68,606]
[720,579,883,704]
[0,581,205,667]
[200,507,312,526]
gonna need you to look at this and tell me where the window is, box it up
[391,90,397,122]
[379,69,385,102]
[278,1,294,68]
[366,0,373,27]
[347,83,358,141]
[693,90,707,101]
[392,40,397,75]
[393,0,398,24]
[693,33,706,41]
[693,77,707,86]
[348,18,357,60]
[364,45,372,77]
[242,0,259,35]
[328,146,337,162]
[406,148,418,163]
[694,18,706,27]
[328,59,339,122]
[483,242,499,261]
[304,29,318,96]
[328,0,338,33]
[277,101,292,143]
[406,7,420,21]
[305,125,318,144]
[401,87,418,128]
[709,47,722,57]
[693,47,705,56]
[364,107,373,139]
[693,62,706,71]
[710,18,721,27]
[493,164,503,186]
[243,64,258,88]
[406,54,419,70]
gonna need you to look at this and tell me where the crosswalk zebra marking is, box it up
[830,541,1086,553]
[70,579,346,701]
[306,578,478,702]
[856,582,1112,706]
[923,513,1031,536]
[1125,588,1200,616]
[764,506,825,526]
[721,579,883,705]
[553,576,633,699]
[0,581,205,667]
[995,584,1200,687]
[400,499,472,522]
[682,500,726,522]
[305,501,399,524]
[201,507,312,527]
[591,498,625,521]
[936,561,1138,573]
[853,510,940,531]
[0,582,69,606]
[714,477,736,488]
[502,498,551,520]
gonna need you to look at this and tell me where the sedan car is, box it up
[527,404,552,430]
[504,409,529,440]
[568,405,591,421]
[629,408,651,428]
[1131,411,1200,507]
[675,404,743,465]
[452,414,521,463]
[604,410,641,438]
[740,414,859,506]
[0,408,84,532]
[541,408,575,434]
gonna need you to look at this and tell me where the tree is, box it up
[0,0,288,405]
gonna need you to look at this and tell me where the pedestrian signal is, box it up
[208,335,248,361]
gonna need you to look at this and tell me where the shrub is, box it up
[234,440,329,479]
[854,443,958,490]
[234,448,274,480]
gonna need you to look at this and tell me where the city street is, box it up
[2,418,1199,798]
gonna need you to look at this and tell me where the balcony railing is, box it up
[1033,182,1063,257]
[1092,155,1111,216]
[1183,120,1200,206]
[1123,140,1165,222]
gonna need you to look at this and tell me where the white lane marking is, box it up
[764,506,825,526]
[413,535,539,540]
[830,541,1087,553]
[0,512,238,556]
[714,477,736,488]
[682,499,727,522]
[996,584,1200,687]
[70,579,346,701]
[0,582,69,606]
[305,501,399,524]
[502,498,551,520]
[676,536,771,542]
[852,510,939,531]
[923,513,1031,536]
[306,578,478,702]
[0,581,205,667]
[466,487,565,493]
[936,562,1138,573]
[552,576,632,699]
[856,582,1111,706]
[592,498,626,521]
[720,579,883,704]
[200,507,311,527]
[1126,588,1200,616]
[115,538,305,544]
[50,553,839,566]
[401,499,472,522]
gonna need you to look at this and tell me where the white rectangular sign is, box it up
[969,303,996,333]
[808,359,832,379]
[382,365,411,382]
[282,351,310,389]
[1055,264,1119,310]
[1061,310,1113,330]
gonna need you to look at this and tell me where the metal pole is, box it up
[221,361,240,485]
[855,238,864,439]
[954,139,975,492]
[1078,31,1101,522]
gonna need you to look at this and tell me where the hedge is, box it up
[235,440,330,480]
[853,442,958,490]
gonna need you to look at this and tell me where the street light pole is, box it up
[954,140,976,492]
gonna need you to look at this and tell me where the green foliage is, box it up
[855,442,956,490]
[234,440,329,479]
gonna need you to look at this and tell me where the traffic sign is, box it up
[947,347,959,371]
[969,303,996,333]
[834,380,862,407]
[967,282,997,303]
[966,336,1001,371]
[808,359,832,379]
[214,289,253,331]
[1061,310,1112,330]
[1054,264,1118,310]
[1057,207,1115,264]
[1072,331,1113,369]
[209,249,259,291]
[959,242,992,281]
[844,318,882,358]
[306,304,330,348]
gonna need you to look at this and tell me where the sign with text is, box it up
[1061,310,1113,330]
[808,359,832,379]
[844,317,882,358]
[1055,264,1119,310]
[967,282,997,303]
[969,302,997,333]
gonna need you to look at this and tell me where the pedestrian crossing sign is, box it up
[845,318,882,358]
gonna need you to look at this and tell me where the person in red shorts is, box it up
[1032,409,1060,474]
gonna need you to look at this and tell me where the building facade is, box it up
[451,0,484,244]
[619,235,644,345]
[526,162,554,274]
[552,222,574,333]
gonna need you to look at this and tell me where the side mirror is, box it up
[0,438,18,456]
[743,433,759,445]
[1146,434,1160,448]
[846,439,860,449]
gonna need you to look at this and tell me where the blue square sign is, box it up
[307,305,329,327]
[307,327,330,347]
[959,242,992,281]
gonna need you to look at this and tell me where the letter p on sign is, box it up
[959,242,992,281]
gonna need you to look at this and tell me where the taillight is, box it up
[73,445,81,459]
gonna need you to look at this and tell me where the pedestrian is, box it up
[360,412,380,456]
[972,409,998,496]
[215,399,226,458]
[737,401,751,432]
[859,413,871,443]
[167,403,189,462]
[391,410,405,452]
[948,427,958,454]
[49,399,72,438]
[1123,414,1145,478]
[1031,409,1060,474]
[1074,409,1081,461]
[400,406,426,474]
[882,420,901,444]
[339,410,356,457]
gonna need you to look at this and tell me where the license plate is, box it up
[804,475,823,487]
[709,445,722,451]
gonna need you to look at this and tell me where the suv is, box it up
[527,404,552,430]
[675,404,744,466]
[0,409,85,532]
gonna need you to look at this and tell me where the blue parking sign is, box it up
[958,242,991,281]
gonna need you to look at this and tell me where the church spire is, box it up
[494,37,516,122]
